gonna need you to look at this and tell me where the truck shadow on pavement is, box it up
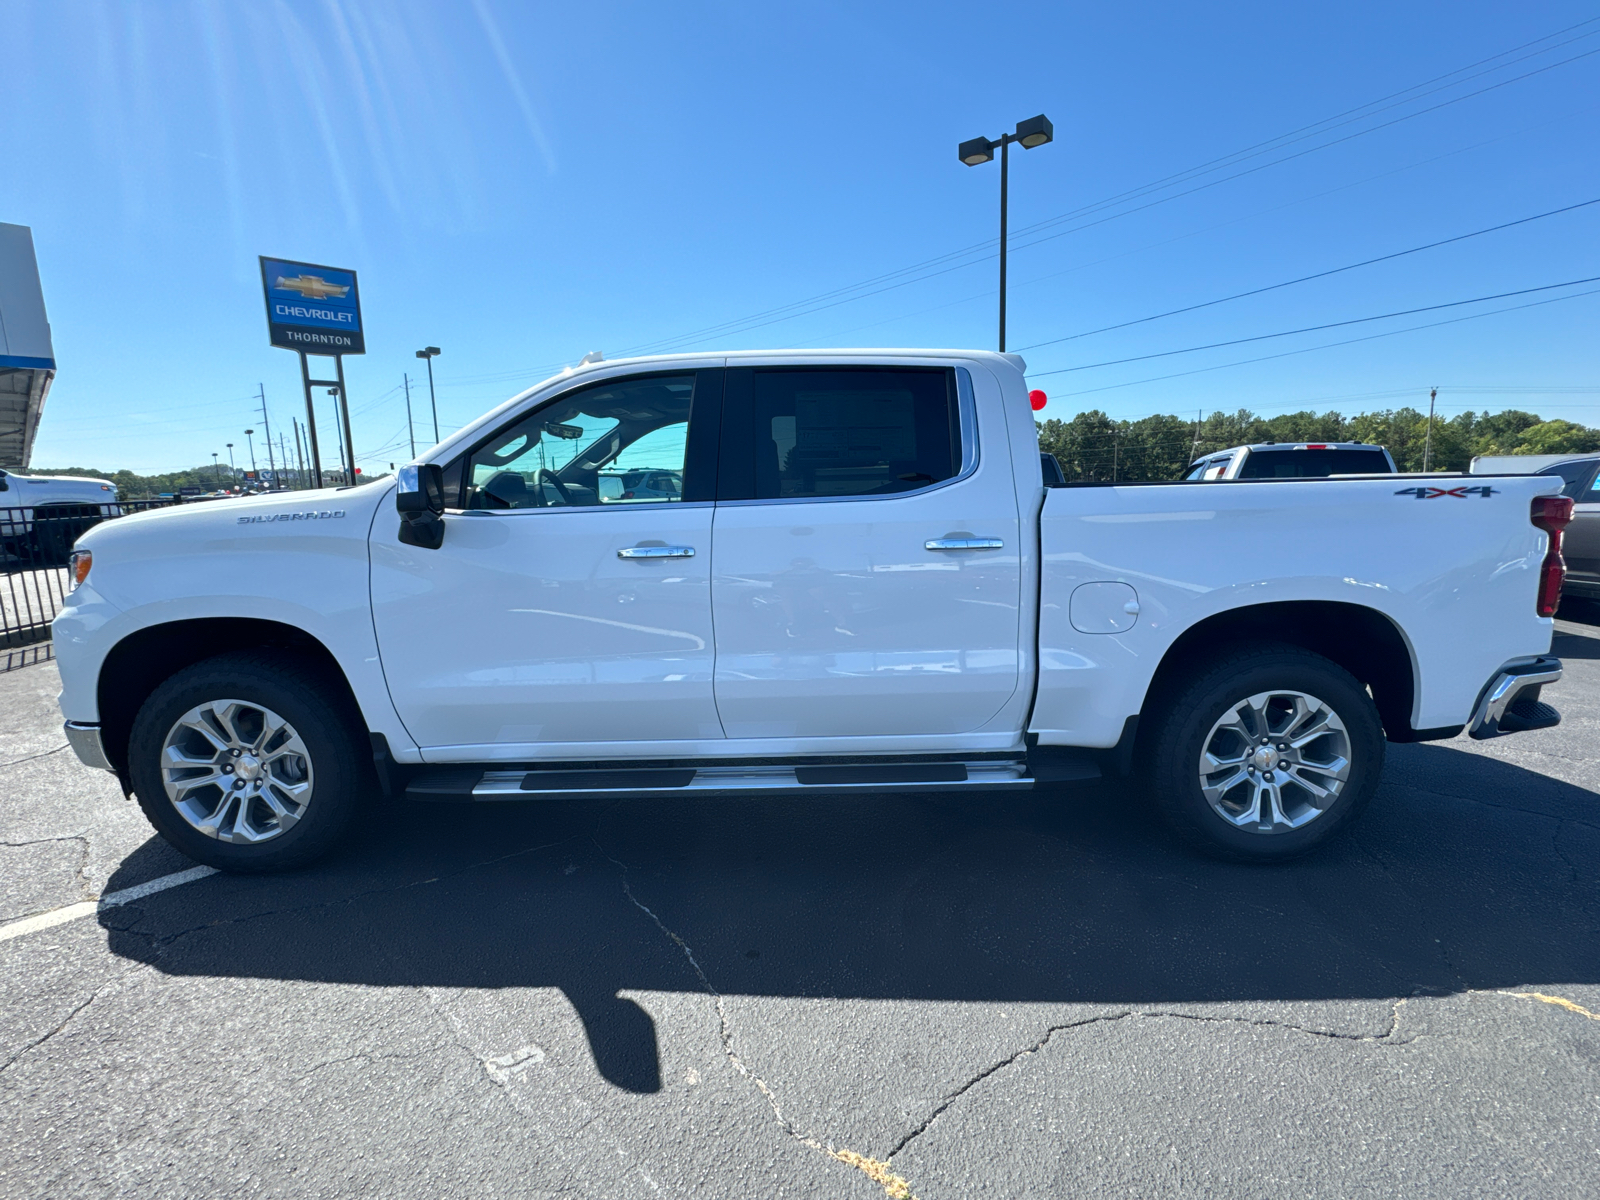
[99,742,1598,1094]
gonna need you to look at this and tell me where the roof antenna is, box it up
[578,350,604,365]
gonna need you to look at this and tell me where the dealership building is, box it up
[0,223,55,468]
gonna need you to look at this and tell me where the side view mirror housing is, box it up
[396,464,446,549]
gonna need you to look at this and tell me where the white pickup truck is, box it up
[52,350,1572,872]
[0,468,117,563]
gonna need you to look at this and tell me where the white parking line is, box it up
[0,865,218,944]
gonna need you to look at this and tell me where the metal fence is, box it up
[1,499,177,671]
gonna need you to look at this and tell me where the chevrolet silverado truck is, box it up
[51,350,1571,871]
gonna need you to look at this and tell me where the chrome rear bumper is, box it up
[1468,657,1562,740]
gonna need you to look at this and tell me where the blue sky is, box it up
[4,1,1598,475]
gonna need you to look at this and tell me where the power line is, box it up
[1018,197,1600,352]
[611,20,1600,356]
[785,106,1597,351]
[1002,39,1600,258]
[1032,275,1600,376]
[1046,284,1600,397]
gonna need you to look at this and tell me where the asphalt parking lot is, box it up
[2,622,1597,1198]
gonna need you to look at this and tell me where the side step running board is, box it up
[406,760,1031,802]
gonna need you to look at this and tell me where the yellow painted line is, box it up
[1500,991,1600,1021]
[0,865,218,944]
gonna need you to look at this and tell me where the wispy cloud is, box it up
[468,0,557,173]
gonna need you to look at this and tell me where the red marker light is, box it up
[1029,389,1048,411]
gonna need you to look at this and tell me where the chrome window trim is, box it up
[448,499,715,519]
[715,364,980,510]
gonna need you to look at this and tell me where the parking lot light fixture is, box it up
[958,136,995,166]
[957,113,1054,351]
[1015,114,1054,149]
[416,346,442,443]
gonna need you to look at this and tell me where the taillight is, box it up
[1531,495,1574,617]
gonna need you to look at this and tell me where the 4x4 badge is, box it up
[1393,485,1497,499]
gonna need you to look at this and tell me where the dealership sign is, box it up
[259,257,364,354]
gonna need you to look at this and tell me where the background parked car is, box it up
[1186,442,1396,480]
[1472,453,1600,601]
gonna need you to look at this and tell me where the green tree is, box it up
[1513,420,1600,456]
[1036,405,1600,483]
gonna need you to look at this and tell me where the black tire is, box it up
[1145,644,1385,863]
[127,651,369,872]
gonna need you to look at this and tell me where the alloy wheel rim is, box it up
[1197,689,1351,833]
[160,699,314,843]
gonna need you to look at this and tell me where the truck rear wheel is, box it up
[1145,646,1385,862]
[127,652,367,872]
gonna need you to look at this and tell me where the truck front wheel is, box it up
[1146,646,1385,862]
[127,652,368,872]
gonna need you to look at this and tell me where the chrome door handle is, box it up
[925,538,1004,551]
[618,545,695,559]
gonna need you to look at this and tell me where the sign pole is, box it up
[334,355,356,484]
[298,351,325,489]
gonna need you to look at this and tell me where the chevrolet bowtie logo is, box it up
[275,274,350,300]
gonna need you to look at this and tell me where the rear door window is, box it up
[720,367,961,501]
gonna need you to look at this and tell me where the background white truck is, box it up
[52,350,1570,871]
[1184,441,1397,479]
[0,468,116,564]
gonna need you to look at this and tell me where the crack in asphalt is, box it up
[0,963,143,1075]
[1391,778,1600,835]
[0,743,69,769]
[0,832,96,919]
[1,833,88,849]
[885,999,1412,1162]
[597,837,922,1199]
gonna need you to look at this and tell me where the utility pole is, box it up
[330,394,347,484]
[1190,409,1203,466]
[1423,387,1438,473]
[293,418,308,489]
[1112,425,1120,482]
[279,432,291,489]
[403,373,417,458]
[258,384,277,489]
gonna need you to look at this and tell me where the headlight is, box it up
[69,549,92,589]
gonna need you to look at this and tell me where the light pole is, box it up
[212,453,221,487]
[244,428,258,481]
[958,114,1054,352]
[226,442,235,485]
[415,346,441,443]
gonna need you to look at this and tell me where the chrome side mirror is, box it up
[396,464,445,549]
